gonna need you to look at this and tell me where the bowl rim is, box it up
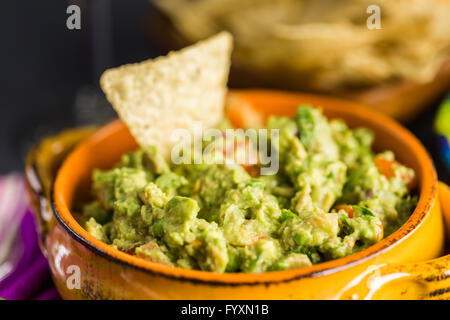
[52,89,437,285]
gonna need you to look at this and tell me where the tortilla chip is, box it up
[100,31,233,158]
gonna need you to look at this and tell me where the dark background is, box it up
[0,0,157,173]
[0,0,448,183]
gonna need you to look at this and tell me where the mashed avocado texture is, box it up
[82,106,417,273]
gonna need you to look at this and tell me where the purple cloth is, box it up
[0,210,60,300]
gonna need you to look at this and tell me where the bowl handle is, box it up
[439,181,450,244]
[25,127,96,248]
[337,181,450,300]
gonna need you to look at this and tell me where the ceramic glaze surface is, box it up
[26,90,450,299]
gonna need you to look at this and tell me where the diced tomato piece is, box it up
[335,205,354,218]
[248,235,268,246]
[374,155,416,190]
[221,133,260,176]
[374,155,396,179]
[242,164,260,177]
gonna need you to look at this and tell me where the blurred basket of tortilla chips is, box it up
[148,0,450,121]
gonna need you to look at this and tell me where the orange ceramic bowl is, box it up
[27,90,450,299]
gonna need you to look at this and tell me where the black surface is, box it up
[0,0,157,174]
[0,299,448,316]
[405,93,450,184]
[0,1,449,185]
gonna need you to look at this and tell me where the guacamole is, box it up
[82,106,417,273]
